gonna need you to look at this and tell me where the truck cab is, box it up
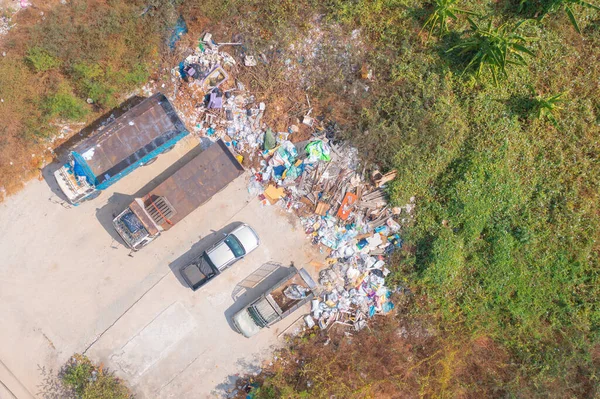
[113,198,163,250]
[54,155,97,204]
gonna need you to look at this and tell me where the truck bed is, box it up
[181,255,218,291]
[269,272,311,313]
[141,140,244,229]
[71,93,187,185]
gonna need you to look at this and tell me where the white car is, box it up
[181,224,260,291]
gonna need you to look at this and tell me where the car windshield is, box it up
[224,235,246,258]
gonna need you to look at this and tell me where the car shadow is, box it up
[223,262,295,333]
[167,221,244,288]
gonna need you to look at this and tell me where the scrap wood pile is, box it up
[170,33,414,333]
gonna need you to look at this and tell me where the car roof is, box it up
[231,224,259,252]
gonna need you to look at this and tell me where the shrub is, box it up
[448,18,536,84]
[62,354,131,399]
[43,84,89,121]
[25,47,61,72]
[62,355,95,396]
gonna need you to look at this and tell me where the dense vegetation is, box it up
[61,354,131,399]
[2,0,599,396]
[193,0,600,396]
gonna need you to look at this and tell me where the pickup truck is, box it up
[181,224,260,291]
[232,266,317,337]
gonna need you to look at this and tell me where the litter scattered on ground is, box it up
[165,33,414,335]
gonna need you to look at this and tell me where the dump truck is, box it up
[112,139,244,251]
[53,93,189,205]
[232,266,317,338]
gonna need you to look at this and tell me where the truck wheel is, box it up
[142,157,158,166]
[84,190,102,201]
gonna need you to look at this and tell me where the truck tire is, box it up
[142,157,158,166]
[162,145,176,153]
[84,190,102,201]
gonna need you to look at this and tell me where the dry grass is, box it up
[235,303,520,399]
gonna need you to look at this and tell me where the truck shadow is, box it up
[95,192,137,245]
[41,161,72,206]
[223,262,295,333]
[41,95,146,205]
[167,222,244,288]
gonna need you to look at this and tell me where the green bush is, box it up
[43,84,89,121]
[62,355,95,396]
[62,354,131,399]
[25,47,61,72]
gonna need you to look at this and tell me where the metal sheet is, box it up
[143,140,244,229]
[72,93,187,180]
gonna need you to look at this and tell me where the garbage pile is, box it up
[307,256,395,331]
[246,132,411,332]
[170,34,268,162]
[170,33,412,333]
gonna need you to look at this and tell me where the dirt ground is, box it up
[0,135,325,398]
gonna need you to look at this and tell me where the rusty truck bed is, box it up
[141,139,244,229]
[71,93,187,184]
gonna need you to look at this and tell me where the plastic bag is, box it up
[305,140,331,162]
[284,284,308,300]
[263,128,276,150]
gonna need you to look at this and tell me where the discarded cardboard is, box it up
[264,185,285,204]
[315,201,330,216]
[373,169,397,187]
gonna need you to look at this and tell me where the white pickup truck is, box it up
[232,266,316,338]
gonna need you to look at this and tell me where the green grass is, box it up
[317,0,600,393]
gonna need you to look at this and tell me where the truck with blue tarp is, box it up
[53,93,189,205]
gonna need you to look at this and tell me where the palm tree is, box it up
[519,0,600,34]
[422,0,477,38]
[448,18,536,85]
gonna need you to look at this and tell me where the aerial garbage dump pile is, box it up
[166,32,413,333]
[247,136,409,332]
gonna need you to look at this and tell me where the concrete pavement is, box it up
[0,136,324,398]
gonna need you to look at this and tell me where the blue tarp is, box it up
[71,152,97,186]
[168,16,188,50]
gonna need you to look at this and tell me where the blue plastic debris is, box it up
[382,301,395,314]
[168,16,188,50]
